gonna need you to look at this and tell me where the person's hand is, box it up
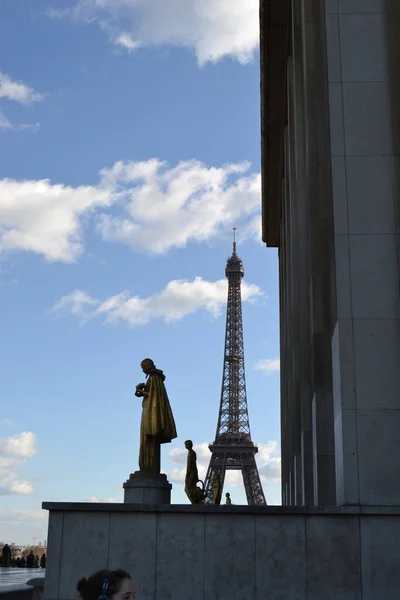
[135,382,146,397]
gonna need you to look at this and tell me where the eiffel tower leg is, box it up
[242,455,267,505]
[204,453,227,504]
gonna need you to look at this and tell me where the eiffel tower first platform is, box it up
[203,230,266,505]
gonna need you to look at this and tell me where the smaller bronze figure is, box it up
[225,492,231,505]
[212,473,222,505]
[184,440,205,504]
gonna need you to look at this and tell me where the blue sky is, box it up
[0,0,280,545]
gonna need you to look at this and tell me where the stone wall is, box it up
[43,503,400,600]
[262,0,400,508]
[326,0,400,508]
[0,589,32,600]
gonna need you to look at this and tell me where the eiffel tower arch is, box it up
[203,230,266,505]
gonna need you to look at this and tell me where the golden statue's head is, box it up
[184,440,193,450]
[141,358,155,374]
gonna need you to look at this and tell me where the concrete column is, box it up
[291,0,315,507]
[283,127,297,504]
[286,59,305,505]
[301,0,337,505]
[325,0,400,504]
[279,167,290,503]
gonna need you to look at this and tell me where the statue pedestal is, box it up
[123,472,172,504]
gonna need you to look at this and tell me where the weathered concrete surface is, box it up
[43,503,400,600]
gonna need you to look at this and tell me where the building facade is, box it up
[260,0,400,506]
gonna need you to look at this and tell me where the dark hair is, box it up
[77,569,132,600]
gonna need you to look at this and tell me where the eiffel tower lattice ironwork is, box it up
[203,230,266,505]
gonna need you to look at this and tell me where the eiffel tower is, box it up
[203,230,266,505]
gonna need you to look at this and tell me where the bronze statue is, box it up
[184,440,205,504]
[225,492,231,505]
[212,473,222,505]
[134,358,177,475]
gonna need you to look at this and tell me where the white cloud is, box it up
[0,265,18,288]
[18,122,41,133]
[0,432,38,495]
[0,178,111,262]
[257,440,281,484]
[245,213,263,241]
[97,159,261,254]
[52,290,99,317]
[0,158,260,262]
[0,72,44,105]
[87,496,120,503]
[51,277,263,326]
[0,509,48,545]
[49,0,259,65]
[0,117,41,133]
[253,358,280,374]
[0,111,11,130]
[0,73,43,132]
[166,440,281,487]
[114,32,141,51]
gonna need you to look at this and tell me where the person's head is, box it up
[184,440,193,450]
[226,493,230,497]
[141,358,154,374]
[77,569,134,600]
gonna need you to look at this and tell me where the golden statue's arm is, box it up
[135,382,149,398]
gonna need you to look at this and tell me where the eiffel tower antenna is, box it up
[203,230,266,505]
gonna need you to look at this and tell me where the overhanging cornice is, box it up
[260,0,291,247]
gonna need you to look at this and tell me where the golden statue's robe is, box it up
[185,448,199,491]
[139,368,177,474]
[213,475,222,505]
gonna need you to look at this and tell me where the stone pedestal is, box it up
[123,472,172,504]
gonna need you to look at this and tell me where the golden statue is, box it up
[184,440,205,504]
[212,473,222,505]
[134,358,177,475]
[225,492,231,505]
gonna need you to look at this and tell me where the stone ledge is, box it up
[26,581,44,589]
[0,586,31,594]
[42,502,400,515]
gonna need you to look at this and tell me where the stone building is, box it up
[260,0,400,506]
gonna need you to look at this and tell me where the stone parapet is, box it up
[43,502,400,600]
